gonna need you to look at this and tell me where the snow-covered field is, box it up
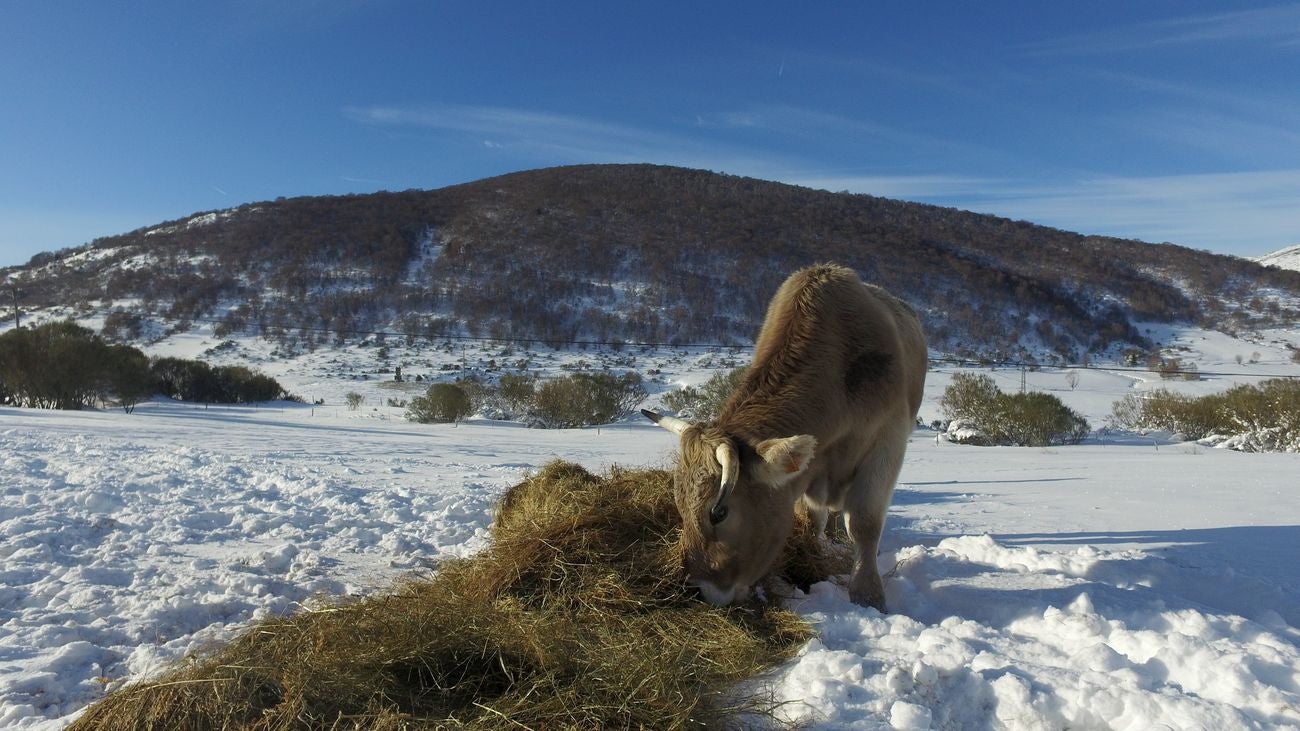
[3,324,1300,729]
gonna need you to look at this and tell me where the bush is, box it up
[0,321,155,410]
[0,320,284,409]
[1109,389,1227,439]
[529,371,647,428]
[470,373,538,421]
[0,321,108,409]
[940,372,1090,446]
[1110,380,1300,451]
[213,365,285,403]
[151,358,285,404]
[345,391,364,411]
[406,382,473,424]
[992,391,1091,446]
[498,372,538,418]
[939,372,1002,425]
[660,367,746,421]
[104,345,154,412]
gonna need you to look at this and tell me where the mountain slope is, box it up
[6,164,1300,361]
[1256,243,1300,273]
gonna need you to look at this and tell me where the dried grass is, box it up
[72,462,847,730]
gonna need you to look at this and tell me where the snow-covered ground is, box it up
[3,324,1300,729]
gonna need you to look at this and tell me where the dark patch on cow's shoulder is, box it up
[844,350,894,394]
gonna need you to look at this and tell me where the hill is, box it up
[6,164,1300,362]
[1256,243,1300,273]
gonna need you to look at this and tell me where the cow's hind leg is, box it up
[843,428,909,612]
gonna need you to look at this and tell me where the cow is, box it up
[642,263,926,611]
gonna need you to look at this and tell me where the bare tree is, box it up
[1065,370,1080,391]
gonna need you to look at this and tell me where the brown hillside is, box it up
[7,164,1299,361]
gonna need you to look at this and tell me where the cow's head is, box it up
[641,408,817,605]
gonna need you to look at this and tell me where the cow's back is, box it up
[722,264,925,445]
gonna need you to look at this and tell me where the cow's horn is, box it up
[714,441,739,510]
[641,408,690,436]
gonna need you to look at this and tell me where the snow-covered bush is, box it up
[944,418,991,445]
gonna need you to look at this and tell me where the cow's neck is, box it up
[720,361,822,443]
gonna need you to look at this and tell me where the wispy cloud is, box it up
[347,102,1001,177]
[783,169,1300,255]
[345,103,779,172]
[1067,72,1300,172]
[1024,5,1300,55]
[949,170,1300,255]
[339,175,390,186]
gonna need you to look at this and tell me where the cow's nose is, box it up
[694,580,736,606]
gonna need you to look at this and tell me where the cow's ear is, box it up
[753,435,817,487]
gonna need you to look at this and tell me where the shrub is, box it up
[940,372,1090,446]
[991,391,1091,446]
[213,365,285,403]
[0,321,154,410]
[529,371,647,428]
[100,309,145,341]
[660,367,746,421]
[471,373,538,421]
[939,372,1001,425]
[448,376,488,412]
[406,382,473,424]
[498,372,538,417]
[1110,380,1300,451]
[151,358,285,404]
[345,392,364,411]
[104,345,154,412]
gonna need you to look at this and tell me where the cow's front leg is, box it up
[843,510,887,612]
[801,494,830,537]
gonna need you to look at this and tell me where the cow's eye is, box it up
[709,503,729,525]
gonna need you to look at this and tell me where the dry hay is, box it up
[72,462,848,730]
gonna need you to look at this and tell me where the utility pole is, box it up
[9,285,18,329]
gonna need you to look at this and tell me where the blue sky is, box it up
[3,1,1299,267]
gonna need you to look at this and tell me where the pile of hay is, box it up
[72,462,847,729]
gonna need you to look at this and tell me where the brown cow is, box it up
[643,264,925,611]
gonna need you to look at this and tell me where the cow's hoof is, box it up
[849,586,887,613]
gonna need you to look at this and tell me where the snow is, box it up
[3,326,1300,729]
[1256,243,1300,273]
